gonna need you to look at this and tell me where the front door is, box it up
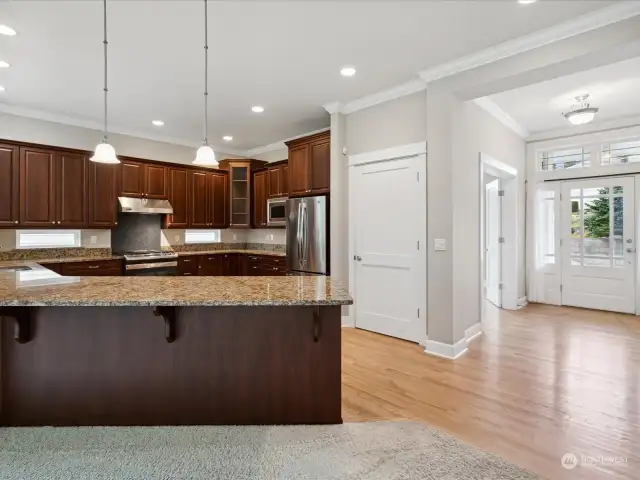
[485,179,502,307]
[352,156,423,342]
[561,177,635,313]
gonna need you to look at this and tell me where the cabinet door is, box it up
[210,172,228,228]
[288,144,310,196]
[190,171,209,228]
[0,143,19,227]
[89,162,119,228]
[120,160,144,197]
[167,168,189,228]
[310,139,330,193]
[145,164,168,199]
[281,164,289,197]
[229,164,250,228]
[57,152,88,227]
[19,147,56,227]
[253,171,267,228]
[268,166,280,198]
[237,254,249,276]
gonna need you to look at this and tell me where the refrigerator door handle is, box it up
[297,202,303,269]
[302,203,308,267]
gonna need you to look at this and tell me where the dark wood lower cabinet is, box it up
[177,253,286,276]
[44,259,123,276]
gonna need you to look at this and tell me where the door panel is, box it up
[190,171,209,228]
[57,152,88,227]
[167,168,189,228]
[485,180,501,307]
[89,162,118,227]
[145,164,168,199]
[561,177,635,313]
[19,147,56,226]
[353,158,422,342]
[0,143,19,226]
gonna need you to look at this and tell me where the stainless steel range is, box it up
[124,250,179,276]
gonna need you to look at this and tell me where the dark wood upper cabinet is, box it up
[287,144,310,196]
[253,170,267,228]
[120,160,144,197]
[189,171,209,228]
[56,152,89,227]
[89,162,119,228]
[210,172,228,228]
[282,164,289,197]
[268,166,280,198]
[145,164,168,199]
[166,168,189,228]
[0,143,19,227]
[285,131,330,197]
[19,146,56,227]
[310,138,330,194]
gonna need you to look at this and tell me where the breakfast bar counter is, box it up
[0,265,352,427]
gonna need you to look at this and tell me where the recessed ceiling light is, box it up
[340,66,356,77]
[518,0,537,4]
[0,86,5,92]
[251,106,264,113]
[152,120,164,126]
[0,61,10,68]
[223,135,233,141]
[0,25,16,36]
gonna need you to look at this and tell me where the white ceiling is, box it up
[0,0,614,150]
[489,56,640,135]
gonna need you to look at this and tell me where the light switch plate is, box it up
[233,234,237,241]
[90,236,97,245]
[174,235,180,242]
[434,239,447,251]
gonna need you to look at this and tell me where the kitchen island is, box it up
[0,263,352,426]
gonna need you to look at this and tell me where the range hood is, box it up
[118,197,174,215]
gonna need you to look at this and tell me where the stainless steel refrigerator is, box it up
[286,196,329,276]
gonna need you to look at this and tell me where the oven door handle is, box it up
[126,261,178,271]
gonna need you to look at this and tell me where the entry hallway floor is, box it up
[342,303,640,480]
[0,422,534,480]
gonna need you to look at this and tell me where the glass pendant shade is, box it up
[565,109,597,125]
[193,144,218,167]
[91,141,119,164]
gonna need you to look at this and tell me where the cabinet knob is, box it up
[51,221,55,224]
[14,220,18,224]
[57,221,61,224]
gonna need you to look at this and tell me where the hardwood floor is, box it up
[342,303,640,480]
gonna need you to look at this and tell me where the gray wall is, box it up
[345,91,427,156]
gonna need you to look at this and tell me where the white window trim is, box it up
[16,230,82,249]
[184,229,221,244]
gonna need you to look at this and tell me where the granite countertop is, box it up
[0,262,351,307]
[175,250,285,258]
[0,256,124,269]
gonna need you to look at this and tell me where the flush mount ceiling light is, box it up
[91,0,119,164]
[518,0,537,4]
[251,106,264,113]
[152,120,164,126]
[0,86,5,92]
[340,66,356,77]
[0,61,10,68]
[223,135,233,141]
[0,25,16,36]
[562,94,599,126]
[193,0,219,167]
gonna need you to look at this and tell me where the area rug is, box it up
[0,421,536,479]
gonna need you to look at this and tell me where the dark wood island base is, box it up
[0,305,342,426]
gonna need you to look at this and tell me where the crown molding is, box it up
[338,79,426,115]
[0,103,247,156]
[245,127,330,157]
[419,2,640,83]
[323,102,342,115]
[473,97,529,139]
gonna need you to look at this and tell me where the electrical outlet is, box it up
[233,234,237,241]
[174,235,180,242]
[90,236,97,245]
[270,234,274,241]
[434,239,447,251]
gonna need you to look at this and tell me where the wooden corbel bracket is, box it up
[153,306,176,343]
[0,306,33,344]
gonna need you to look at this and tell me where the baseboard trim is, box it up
[341,315,355,328]
[517,296,528,308]
[424,338,468,360]
[465,323,483,343]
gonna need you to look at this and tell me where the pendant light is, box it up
[563,94,599,126]
[193,0,218,167]
[91,0,119,164]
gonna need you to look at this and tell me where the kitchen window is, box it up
[184,229,221,244]
[16,230,81,249]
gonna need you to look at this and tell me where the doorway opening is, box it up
[479,153,519,317]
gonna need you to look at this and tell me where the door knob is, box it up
[356,256,362,261]
[627,248,636,253]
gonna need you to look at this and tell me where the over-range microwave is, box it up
[267,198,287,227]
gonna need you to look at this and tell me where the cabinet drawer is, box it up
[59,259,123,276]
[264,255,285,266]
[178,256,200,275]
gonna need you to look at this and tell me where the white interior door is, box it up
[485,179,502,307]
[561,177,635,313]
[352,156,423,342]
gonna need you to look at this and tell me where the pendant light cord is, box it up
[203,0,209,145]
[103,0,109,142]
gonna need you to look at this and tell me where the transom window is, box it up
[540,147,590,172]
[601,139,640,165]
